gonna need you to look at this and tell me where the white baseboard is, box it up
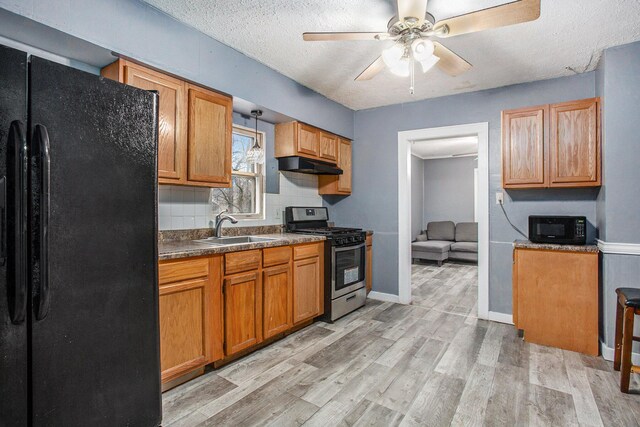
[488,311,514,325]
[367,291,400,304]
[600,340,640,364]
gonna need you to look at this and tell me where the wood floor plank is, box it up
[400,372,465,426]
[450,362,496,425]
[586,366,640,427]
[434,321,488,380]
[484,362,530,426]
[529,343,571,393]
[528,383,579,426]
[240,392,319,427]
[563,350,605,427]
[340,399,404,427]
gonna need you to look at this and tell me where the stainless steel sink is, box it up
[195,236,278,246]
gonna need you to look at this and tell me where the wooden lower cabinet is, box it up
[513,247,598,355]
[262,265,292,339]
[224,271,262,356]
[158,256,222,384]
[292,243,323,324]
[365,235,372,294]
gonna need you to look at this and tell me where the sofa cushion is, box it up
[450,241,478,253]
[412,240,452,254]
[427,221,455,241]
[456,222,478,242]
[415,233,428,242]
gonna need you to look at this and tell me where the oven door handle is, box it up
[333,243,365,252]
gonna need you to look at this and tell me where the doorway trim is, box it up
[397,122,489,320]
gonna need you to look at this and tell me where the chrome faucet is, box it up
[214,209,238,237]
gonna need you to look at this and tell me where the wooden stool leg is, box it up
[620,306,635,393]
[614,299,624,371]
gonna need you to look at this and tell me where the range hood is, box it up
[278,156,343,175]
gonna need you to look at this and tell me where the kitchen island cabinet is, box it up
[513,241,599,355]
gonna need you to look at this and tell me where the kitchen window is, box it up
[211,125,265,219]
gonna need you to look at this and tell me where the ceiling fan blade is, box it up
[303,32,391,41]
[433,0,540,38]
[355,56,386,81]
[397,0,429,24]
[433,42,472,77]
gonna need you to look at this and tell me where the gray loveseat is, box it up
[412,221,478,266]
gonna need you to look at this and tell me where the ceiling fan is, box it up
[303,0,541,93]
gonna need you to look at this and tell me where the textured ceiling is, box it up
[142,0,640,110]
[411,136,478,159]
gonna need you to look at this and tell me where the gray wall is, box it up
[0,0,354,139]
[596,41,640,351]
[325,72,598,314]
[423,157,475,227]
[410,155,424,239]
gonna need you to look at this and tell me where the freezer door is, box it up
[29,57,161,426]
[0,44,28,427]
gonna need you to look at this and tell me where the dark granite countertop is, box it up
[513,240,599,253]
[159,233,326,261]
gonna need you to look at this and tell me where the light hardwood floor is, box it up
[162,262,640,426]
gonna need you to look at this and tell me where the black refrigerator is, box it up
[0,45,161,426]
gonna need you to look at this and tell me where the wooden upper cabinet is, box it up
[101,59,232,188]
[502,98,601,189]
[319,138,352,195]
[275,121,334,163]
[224,271,262,356]
[297,123,320,158]
[262,265,292,339]
[102,60,187,184]
[319,131,338,162]
[502,105,547,188]
[187,85,232,186]
[549,98,600,187]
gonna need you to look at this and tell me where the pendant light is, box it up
[246,109,264,164]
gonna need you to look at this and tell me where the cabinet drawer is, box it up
[293,243,322,260]
[225,250,261,275]
[263,246,292,267]
[159,258,209,285]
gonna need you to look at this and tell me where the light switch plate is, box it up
[274,208,282,219]
[496,192,504,205]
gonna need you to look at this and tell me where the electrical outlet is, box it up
[274,208,282,220]
[496,192,504,205]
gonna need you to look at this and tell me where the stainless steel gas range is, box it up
[285,207,367,322]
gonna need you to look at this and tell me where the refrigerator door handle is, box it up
[0,176,6,266]
[7,120,28,324]
[34,124,50,321]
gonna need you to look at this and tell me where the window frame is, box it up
[216,124,266,220]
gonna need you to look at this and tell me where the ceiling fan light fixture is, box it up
[381,43,404,68]
[419,54,440,73]
[390,56,411,77]
[410,39,434,61]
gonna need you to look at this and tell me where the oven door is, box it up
[332,243,366,299]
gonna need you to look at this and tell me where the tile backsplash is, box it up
[158,171,323,230]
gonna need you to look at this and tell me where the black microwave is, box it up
[528,216,587,245]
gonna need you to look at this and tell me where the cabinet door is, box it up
[187,85,232,186]
[263,265,292,339]
[224,271,262,355]
[337,139,352,193]
[293,256,321,324]
[319,131,338,163]
[502,106,547,188]
[159,277,210,383]
[296,123,320,158]
[365,236,372,294]
[124,64,186,183]
[549,98,600,187]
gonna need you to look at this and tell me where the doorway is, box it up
[397,123,489,320]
